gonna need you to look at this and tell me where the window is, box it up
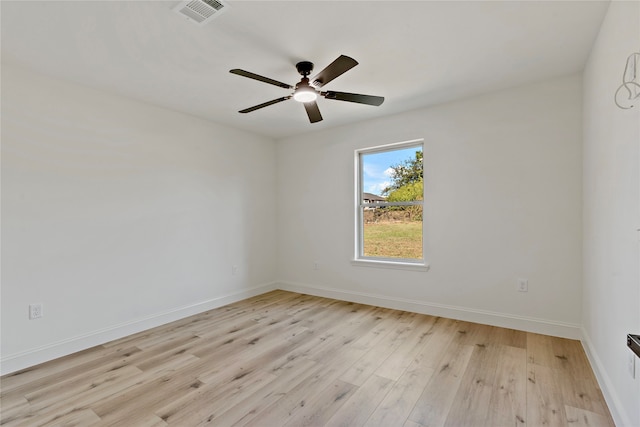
[353,140,428,270]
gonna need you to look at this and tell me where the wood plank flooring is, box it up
[0,290,615,426]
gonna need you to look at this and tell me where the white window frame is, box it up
[352,139,429,271]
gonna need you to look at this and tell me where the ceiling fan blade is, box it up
[323,91,384,106]
[303,101,323,123]
[239,96,292,113]
[230,69,293,89]
[310,55,358,88]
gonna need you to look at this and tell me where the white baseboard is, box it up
[1,280,583,376]
[277,281,582,340]
[0,282,277,376]
[580,328,631,427]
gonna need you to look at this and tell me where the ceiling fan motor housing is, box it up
[296,61,314,76]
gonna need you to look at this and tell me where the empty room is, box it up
[1,0,639,426]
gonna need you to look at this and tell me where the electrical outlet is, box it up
[628,352,636,379]
[232,265,238,275]
[29,303,43,319]
[517,279,528,292]
[313,261,320,270]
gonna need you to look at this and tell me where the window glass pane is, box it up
[362,205,423,259]
[362,147,422,198]
[358,143,423,262]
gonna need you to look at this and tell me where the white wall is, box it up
[582,1,640,426]
[0,64,278,374]
[277,74,584,338]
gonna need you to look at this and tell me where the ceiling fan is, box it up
[230,55,384,123]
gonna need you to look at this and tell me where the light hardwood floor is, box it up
[1,290,614,426]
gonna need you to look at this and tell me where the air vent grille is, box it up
[173,0,229,25]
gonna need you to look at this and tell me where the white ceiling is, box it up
[1,0,609,139]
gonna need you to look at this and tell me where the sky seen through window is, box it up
[362,146,422,196]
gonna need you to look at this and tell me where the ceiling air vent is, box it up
[173,0,229,25]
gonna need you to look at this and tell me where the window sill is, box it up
[351,259,430,272]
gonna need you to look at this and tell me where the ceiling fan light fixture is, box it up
[230,55,384,123]
[293,87,317,103]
